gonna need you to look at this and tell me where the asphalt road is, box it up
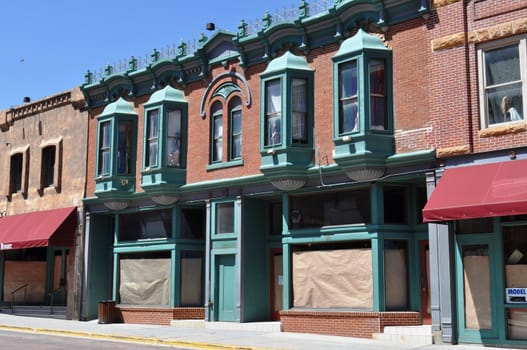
[0,329,188,349]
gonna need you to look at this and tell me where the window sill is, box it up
[479,121,527,138]
[206,159,243,171]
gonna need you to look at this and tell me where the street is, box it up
[0,329,188,350]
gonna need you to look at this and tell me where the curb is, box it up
[0,324,282,350]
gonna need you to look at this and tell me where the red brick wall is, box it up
[280,310,420,338]
[116,306,204,326]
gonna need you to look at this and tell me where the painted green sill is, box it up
[206,159,244,171]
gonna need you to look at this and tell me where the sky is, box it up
[0,0,300,110]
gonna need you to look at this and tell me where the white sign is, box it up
[0,243,13,250]
[506,288,527,303]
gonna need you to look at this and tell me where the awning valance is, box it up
[0,207,77,250]
[423,159,527,223]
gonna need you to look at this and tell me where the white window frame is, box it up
[477,35,527,129]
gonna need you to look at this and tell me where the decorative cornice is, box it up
[432,18,527,51]
[6,91,72,121]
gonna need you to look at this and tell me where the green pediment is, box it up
[334,28,390,58]
[145,85,186,107]
[262,51,312,75]
[100,97,136,117]
[212,83,242,101]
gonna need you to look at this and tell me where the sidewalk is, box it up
[0,313,519,350]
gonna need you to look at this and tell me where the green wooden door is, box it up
[456,235,499,342]
[217,254,236,321]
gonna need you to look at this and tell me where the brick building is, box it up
[1,0,524,347]
[0,88,87,319]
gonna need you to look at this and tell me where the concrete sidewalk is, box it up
[0,313,519,350]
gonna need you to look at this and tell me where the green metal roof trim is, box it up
[145,85,187,106]
[100,97,136,117]
[262,51,312,76]
[334,28,390,58]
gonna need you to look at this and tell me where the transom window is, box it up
[478,36,526,128]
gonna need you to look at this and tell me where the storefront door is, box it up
[216,254,236,321]
[456,235,499,342]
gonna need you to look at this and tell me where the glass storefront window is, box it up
[118,209,173,241]
[384,240,409,310]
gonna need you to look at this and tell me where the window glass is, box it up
[98,121,111,176]
[146,110,159,168]
[216,202,234,234]
[339,61,359,134]
[10,153,23,193]
[118,209,172,241]
[370,59,387,130]
[483,43,523,125]
[506,245,527,344]
[265,79,281,146]
[167,109,182,167]
[211,102,223,162]
[292,78,307,144]
[180,207,205,239]
[383,186,407,224]
[180,250,204,306]
[41,146,56,187]
[290,188,371,229]
[229,97,242,160]
[384,240,409,310]
[117,120,133,174]
[270,202,283,236]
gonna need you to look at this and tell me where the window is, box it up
[167,109,182,167]
[292,78,307,144]
[180,250,204,306]
[118,209,173,241]
[145,110,159,168]
[207,93,243,165]
[211,102,223,162]
[332,29,393,145]
[41,146,56,188]
[98,121,111,176]
[289,188,371,229]
[383,186,408,224]
[229,97,242,159]
[265,79,282,146]
[339,61,359,134]
[216,202,234,234]
[180,207,205,239]
[117,120,133,175]
[370,59,387,130]
[9,153,23,194]
[478,37,526,128]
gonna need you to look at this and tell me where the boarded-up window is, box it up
[292,246,373,308]
[463,246,492,330]
[119,253,171,305]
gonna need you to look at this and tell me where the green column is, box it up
[172,249,178,307]
[112,213,119,301]
[281,192,291,310]
[372,236,385,311]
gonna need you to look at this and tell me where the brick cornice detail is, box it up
[436,145,471,158]
[432,0,461,9]
[432,18,527,51]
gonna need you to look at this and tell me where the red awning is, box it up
[423,159,527,222]
[0,207,77,250]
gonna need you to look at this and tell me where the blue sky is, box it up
[0,0,299,110]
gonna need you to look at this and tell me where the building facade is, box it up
[1,0,524,347]
[422,0,527,346]
[80,0,434,335]
[0,88,87,319]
